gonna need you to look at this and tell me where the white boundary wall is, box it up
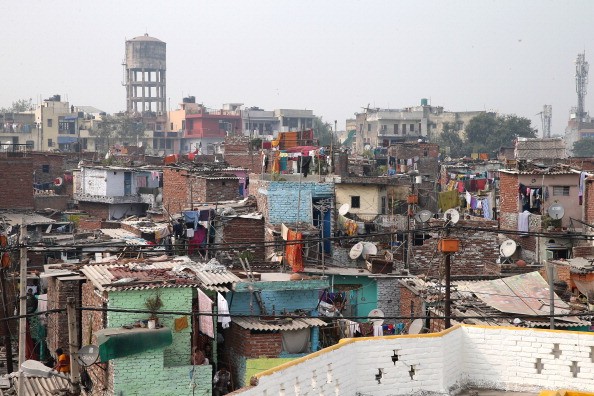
[235,325,594,396]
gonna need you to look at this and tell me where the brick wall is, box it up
[376,278,401,325]
[162,167,187,212]
[78,201,109,220]
[410,219,499,276]
[78,218,103,231]
[221,217,265,261]
[499,171,519,230]
[398,283,425,332]
[34,195,69,211]
[46,278,82,354]
[81,281,110,393]
[198,178,240,202]
[264,181,334,224]
[224,136,259,173]
[236,325,594,395]
[0,158,34,209]
[584,178,594,226]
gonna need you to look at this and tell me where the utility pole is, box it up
[547,261,555,330]
[67,297,81,394]
[17,223,27,396]
[0,268,14,373]
[444,219,452,329]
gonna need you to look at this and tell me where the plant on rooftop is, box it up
[145,291,163,320]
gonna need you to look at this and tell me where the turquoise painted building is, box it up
[80,260,225,396]
[221,276,329,388]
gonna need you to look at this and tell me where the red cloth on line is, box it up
[285,230,304,273]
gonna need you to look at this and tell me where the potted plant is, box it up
[145,291,163,329]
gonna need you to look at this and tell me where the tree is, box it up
[573,139,594,157]
[313,117,336,146]
[91,113,145,153]
[466,112,536,155]
[0,98,34,113]
[433,122,467,158]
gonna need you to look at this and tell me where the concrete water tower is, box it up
[123,34,166,115]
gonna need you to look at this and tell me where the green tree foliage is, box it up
[433,122,466,158]
[91,113,145,153]
[572,139,594,157]
[313,117,336,146]
[0,98,34,113]
[465,113,537,155]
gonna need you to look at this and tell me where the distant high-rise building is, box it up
[123,34,166,115]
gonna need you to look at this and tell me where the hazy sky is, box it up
[2,0,594,135]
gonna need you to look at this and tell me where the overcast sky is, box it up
[2,0,594,135]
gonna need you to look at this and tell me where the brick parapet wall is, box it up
[78,201,109,220]
[411,218,499,276]
[0,158,34,209]
[221,217,265,261]
[46,278,81,355]
[34,195,69,211]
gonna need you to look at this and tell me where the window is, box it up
[47,139,53,147]
[381,124,387,131]
[394,124,398,134]
[47,119,53,127]
[410,124,414,132]
[553,186,570,196]
[367,124,371,132]
[381,196,386,214]
[42,165,50,173]
[351,196,360,209]
[182,120,186,130]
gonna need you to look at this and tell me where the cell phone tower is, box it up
[576,52,589,123]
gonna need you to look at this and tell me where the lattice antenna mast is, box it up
[541,105,552,138]
[576,52,589,121]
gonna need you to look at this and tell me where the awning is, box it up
[96,327,172,362]
[232,317,327,331]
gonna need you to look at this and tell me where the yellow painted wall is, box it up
[245,357,296,385]
[335,184,383,215]
[540,391,594,396]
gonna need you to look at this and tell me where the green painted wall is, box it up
[107,288,212,395]
[244,357,296,385]
[329,274,377,318]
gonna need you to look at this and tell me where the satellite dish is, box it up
[408,319,424,334]
[53,177,63,186]
[349,242,364,260]
[548,204,565,220]
[338,203,350,216]
[257,187,268,195]
[415,210,433,223]
[499,239,517,258]
[368,308,385,326]
[77,344,99,367]
[444,209,460,224]
[361,242,378,257]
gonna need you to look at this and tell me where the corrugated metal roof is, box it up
[81,257,239,292]
[82,259,198,292]
[10,374,87,396]
[232,317,327,331]
[100,229,148,245]
[457,271,581,322]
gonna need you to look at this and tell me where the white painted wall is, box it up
[237,325,594,396]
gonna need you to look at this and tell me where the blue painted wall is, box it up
[267,181,333,224]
